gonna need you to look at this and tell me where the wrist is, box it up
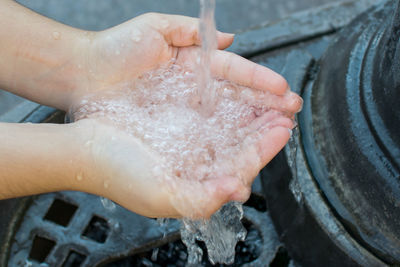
[63,119,100,194]
[0,122,89,199]
[0,0,98,111]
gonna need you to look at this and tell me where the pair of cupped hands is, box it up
[65,13,302,219]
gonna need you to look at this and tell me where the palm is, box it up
[76,13,303,218]
[73,68,300,219]
[84,111,293,219]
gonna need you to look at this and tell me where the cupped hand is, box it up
[70,13,303,219]
[74,113,295,219]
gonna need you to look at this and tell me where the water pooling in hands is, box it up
[70,0,301,264]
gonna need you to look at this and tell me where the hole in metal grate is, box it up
[44,199,78,227]
[62,250,87,267]
[270,247,291,267]
[82,215,110,243]
[28,236,56,263]
[244,193,267,212]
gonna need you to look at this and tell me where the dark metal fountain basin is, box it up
[263,1,400,266]
[0,1,392,266]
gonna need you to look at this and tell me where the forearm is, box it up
[0,0,91,111]
[0,122,89,199]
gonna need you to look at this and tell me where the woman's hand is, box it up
[71,115,296,219]
[0,2,302,219]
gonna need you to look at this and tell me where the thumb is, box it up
[141,13,234,49]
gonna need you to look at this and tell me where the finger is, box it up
[239,89,303,115]
[275,91,303,114]
[263,92,304,115]
[237,126,291,187]
[216,31,235,49]
[201,176,245,218]
[145,13,234,49]
[248,112,294,131]
[256,126,291,170]
[211,50,289,95]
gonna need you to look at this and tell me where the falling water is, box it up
[69,0,300,265]
[196,0,218,116]
[180,202,247,265]
[180,0,247,265]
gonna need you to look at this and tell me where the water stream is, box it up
[180,1,248,265]
[71,0,298,264]
[196,0,218,116]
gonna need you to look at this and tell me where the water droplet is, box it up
[103,180,110,189]
[108,218,121,232]
[84,140,93,148]
[101,197,115,210]
[130,29,142,42]
[76,173,83,181]
[52,31,61,40]
[151,248,159,261]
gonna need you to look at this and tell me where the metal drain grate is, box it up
[7,187,287,266]
[8,191,181,266]
[62,250,87,267]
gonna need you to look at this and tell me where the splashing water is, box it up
[69,0,297,265]
[181,202,247,265]
[101,197,117,211]
[180,0,248,265]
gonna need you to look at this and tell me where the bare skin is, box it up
[0,0,302,218]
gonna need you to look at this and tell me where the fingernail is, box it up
[218,31,235,37]
[299,97,304,112]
